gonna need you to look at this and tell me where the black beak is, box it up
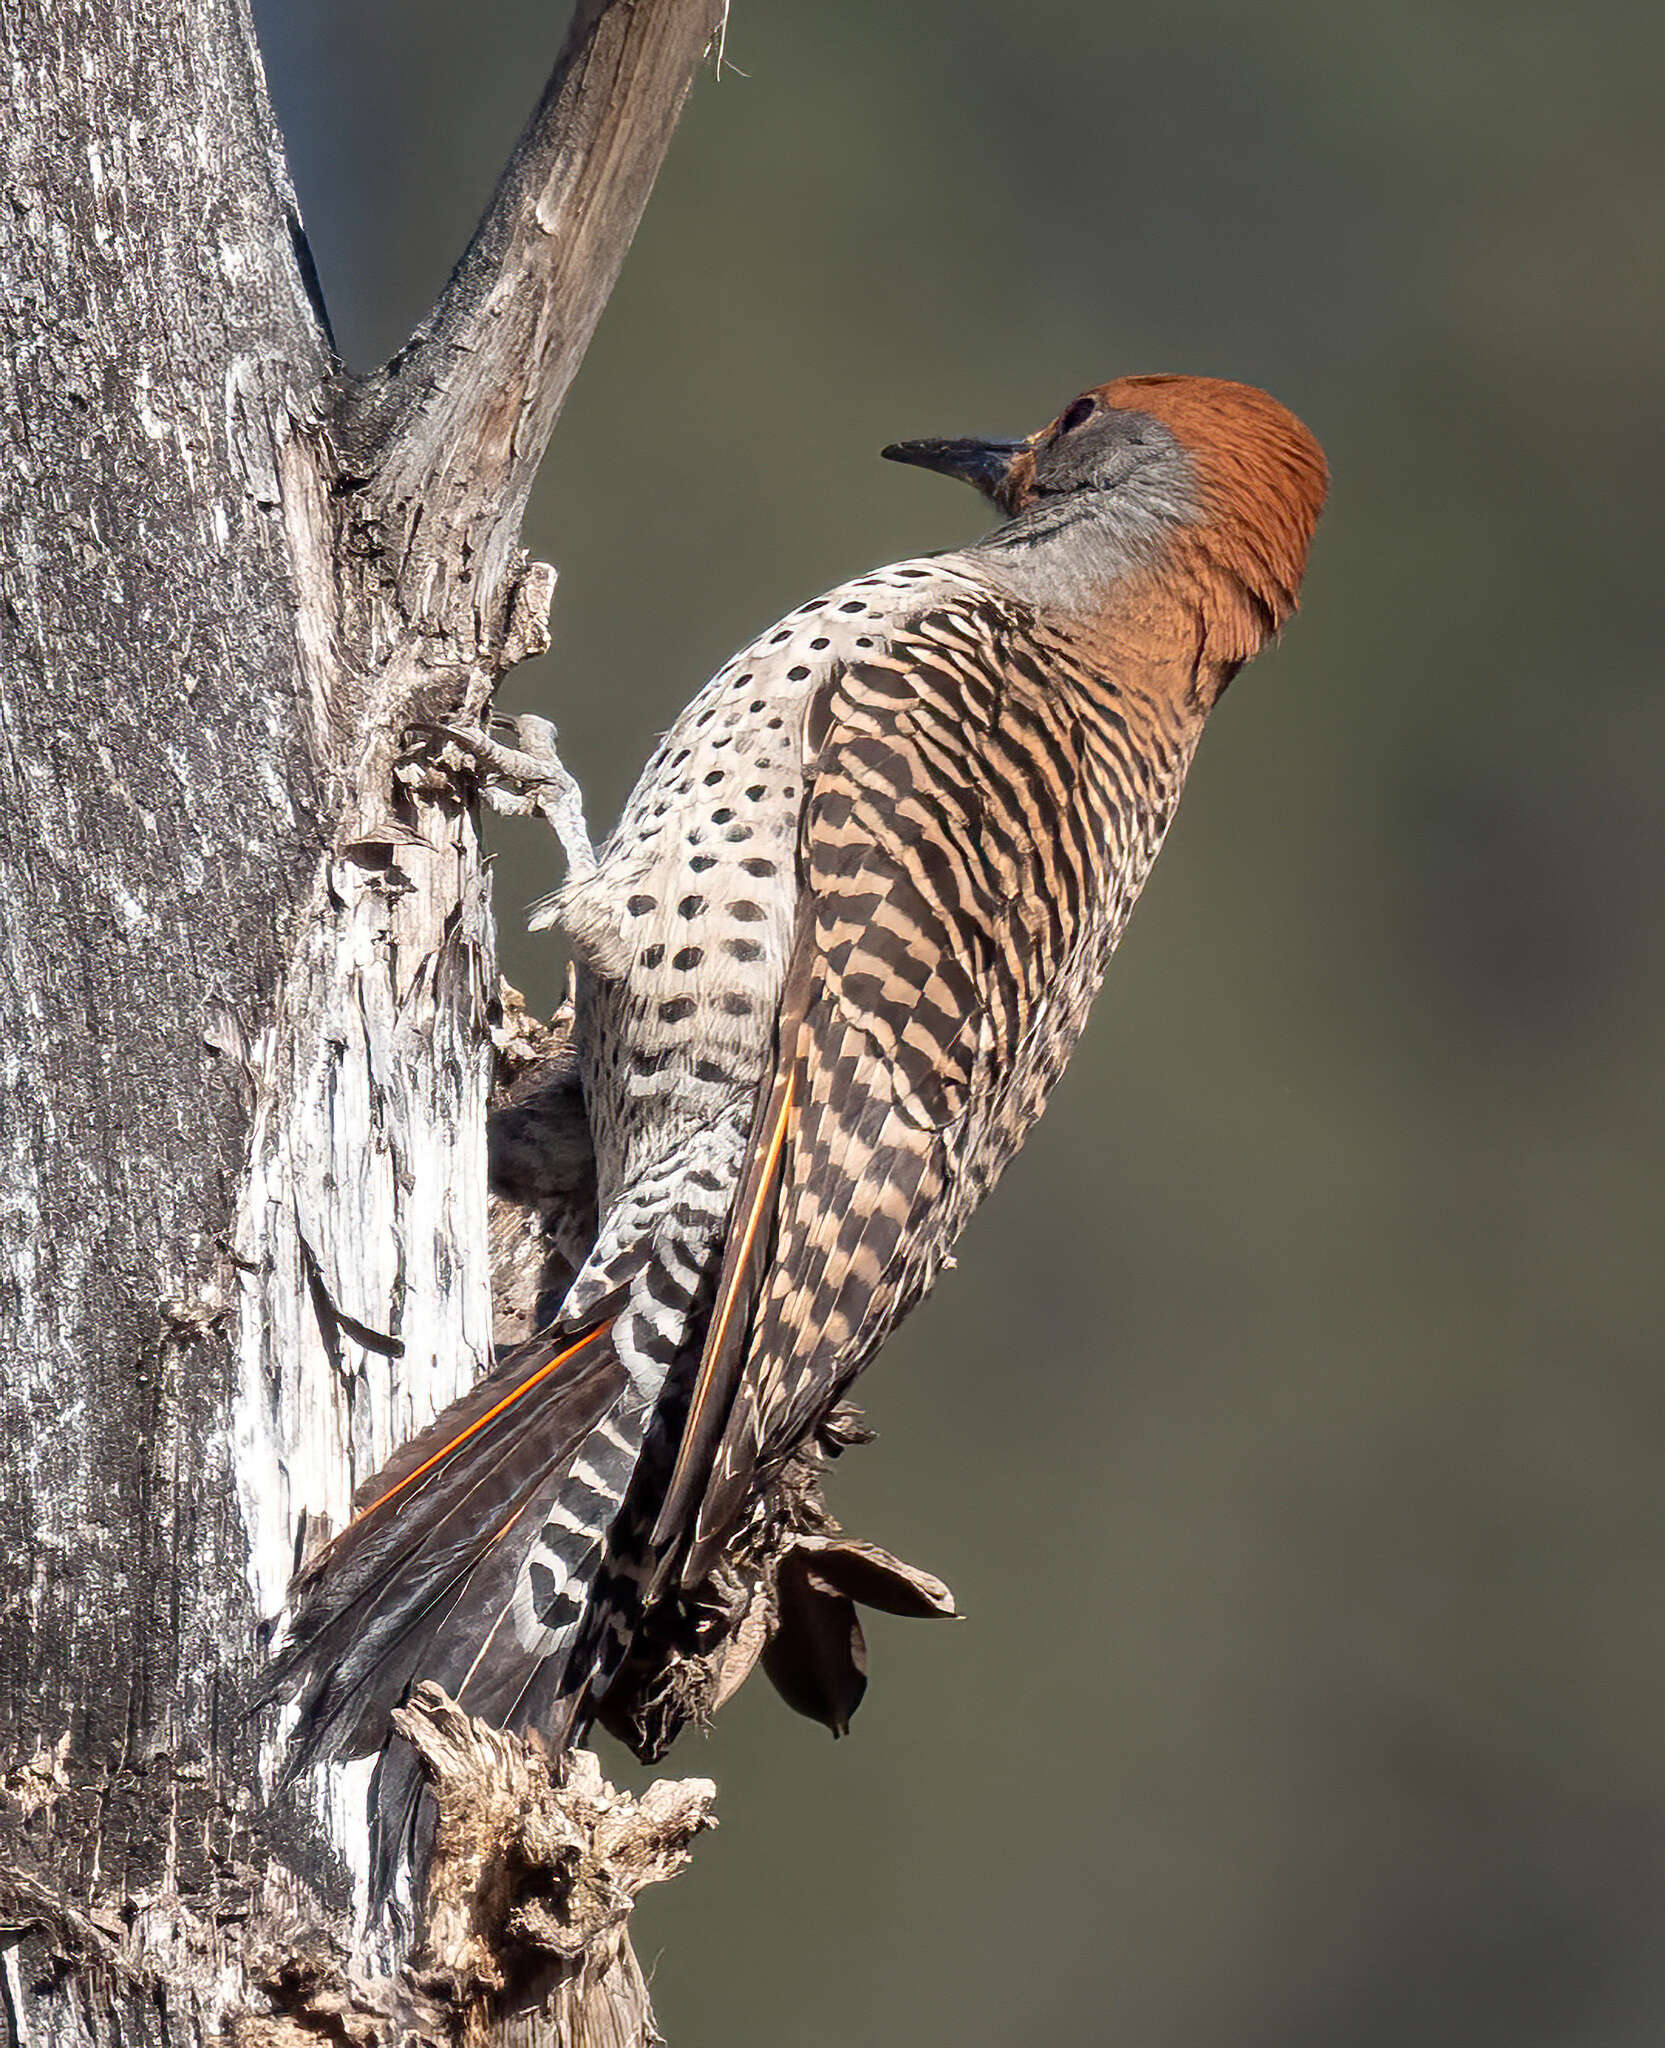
[879,435,1028,500]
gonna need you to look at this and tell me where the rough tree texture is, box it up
[232,1687,716,2048]
[0,2,725,2045]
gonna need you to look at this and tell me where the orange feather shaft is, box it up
[350,1322,612,1530]
[659,1073,796,1516]
[706,1074,795,1373]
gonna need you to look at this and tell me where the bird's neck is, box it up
[958,493,1287,697]
[959,492,1179,621]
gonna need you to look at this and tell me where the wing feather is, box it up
[647,944,811,1555]
[667,603,1125,1582]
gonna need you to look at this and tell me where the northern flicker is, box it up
[272,375,1326,1829]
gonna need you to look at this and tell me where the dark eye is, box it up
[1057,396,1098,435]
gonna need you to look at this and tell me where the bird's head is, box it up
[883,374,1327,671]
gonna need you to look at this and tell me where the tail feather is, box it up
[368,1740,431,1920]
[268,1320,625,1774]
[266,1111,756,1910]
[286,1332,612,1691]
[286,1477,554,1777]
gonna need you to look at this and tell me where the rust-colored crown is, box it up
[1091,374,1328,662]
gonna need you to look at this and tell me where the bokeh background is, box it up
[253,3,1665,2040]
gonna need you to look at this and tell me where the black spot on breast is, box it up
[839,600,866,613]
[719,991,752,1016]
[641,944,664,968]
[690,854,716,873]
[678,895,706,918]
[703,770,724,787]
[627,894,655,917]
[725,824,753,842]
[741,856,777,877]
[672,946,703,971]
[725,936,763,962]
[631,1047,671,1076]
[749,700,767,714]
[694,1059,731,1084]
[788,665,810,681]
[746,785,767,802]
[712,807,734,825]
[730,900,765,923]
[659,996,697,1023]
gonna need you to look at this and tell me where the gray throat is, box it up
[961,443,1197,619]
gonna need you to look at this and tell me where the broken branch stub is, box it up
[390,1685,716,2047]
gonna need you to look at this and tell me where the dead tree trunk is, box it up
[0,2,724,2042]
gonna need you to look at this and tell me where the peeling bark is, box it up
[0,2,724,2043]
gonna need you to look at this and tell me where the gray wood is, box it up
[0,1,724,2042]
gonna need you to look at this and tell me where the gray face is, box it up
[881,397,1200,615]
[884,399,1193,513]
[974,404,1198,616]
[1027,398,1192,505]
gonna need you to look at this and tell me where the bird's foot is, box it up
[425,714,596,876]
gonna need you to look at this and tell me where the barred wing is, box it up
[660,598,1146,1581]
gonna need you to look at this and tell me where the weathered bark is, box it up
[0,10,333,2043]
[0,2,723,2044]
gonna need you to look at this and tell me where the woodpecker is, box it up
[273,375,1326,1826]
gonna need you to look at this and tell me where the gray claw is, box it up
[435,716,595,876]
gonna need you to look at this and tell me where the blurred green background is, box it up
[254,2,1665,2040]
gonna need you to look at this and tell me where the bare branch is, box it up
[330,0,728,627]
